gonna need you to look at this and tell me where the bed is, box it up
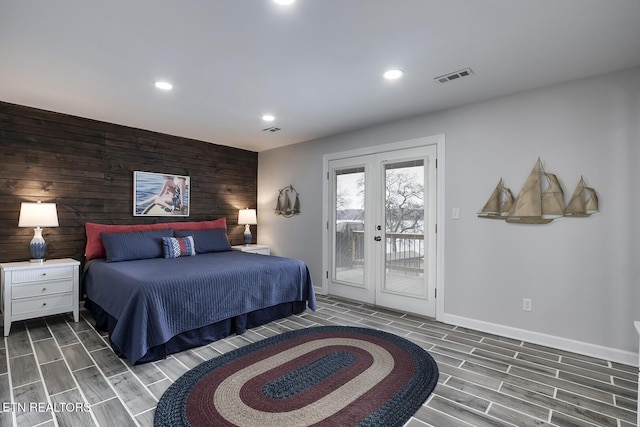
[82,220,316,365]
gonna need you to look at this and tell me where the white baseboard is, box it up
[441,313,638,367]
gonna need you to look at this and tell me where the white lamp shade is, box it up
[238,208,257,225]
[18,202,59,228]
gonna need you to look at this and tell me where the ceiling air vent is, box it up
[434,67,474,84]
[262,126,281,132]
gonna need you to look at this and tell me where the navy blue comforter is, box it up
[84,251,315,364]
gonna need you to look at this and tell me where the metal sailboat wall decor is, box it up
[274,184,301,218]
[564,176,599,217]
[477,178,514,219]
[478,158,598,224]
[506,158,564,224]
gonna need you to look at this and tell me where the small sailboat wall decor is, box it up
[477,178,514,219]
[478,159,598,224]
[564,176,598,217]
[506,158,564,224]
[274,184,301,218]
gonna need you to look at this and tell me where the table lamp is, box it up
[18,201,59,262]
[238,208,257,245]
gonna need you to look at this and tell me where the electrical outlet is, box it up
[523,298,532,312]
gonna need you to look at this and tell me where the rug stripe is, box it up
[243,346,373,411]
[262,350,356,399]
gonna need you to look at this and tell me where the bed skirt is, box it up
[85,299,307,364]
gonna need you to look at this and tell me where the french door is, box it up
[327,145,437,317]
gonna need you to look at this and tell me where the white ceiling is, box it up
[2,1,640,152]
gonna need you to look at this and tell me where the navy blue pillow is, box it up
[100,229,174,262]
[174,228,231,253]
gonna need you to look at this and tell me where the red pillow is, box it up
[84,218,228,260]
[85,223,153,260]
[150,218,227,231]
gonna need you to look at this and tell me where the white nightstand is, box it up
[1,258,80,336]
[231,244,270,255]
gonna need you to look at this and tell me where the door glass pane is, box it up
[383,160,427,297]
[334,167,365,286]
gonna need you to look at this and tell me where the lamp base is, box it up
[29,258,46,263]
[29,227,47,263]
[243,224,252,245]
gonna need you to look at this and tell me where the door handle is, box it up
[374,236,382,241]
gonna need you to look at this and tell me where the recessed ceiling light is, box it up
[154,81,173,90]
[262,114,275,122]
[383,69,404,80]
[273,0,295,4]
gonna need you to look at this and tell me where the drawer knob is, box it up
[42,287,47,292]
[42,302,47,307]
[41,273,47,276]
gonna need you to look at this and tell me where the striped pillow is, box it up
[162,236,196,258]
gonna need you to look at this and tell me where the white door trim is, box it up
[321,135,446,321]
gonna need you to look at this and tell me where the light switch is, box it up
[452,208,460,220]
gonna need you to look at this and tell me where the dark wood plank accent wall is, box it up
[0,101,258,263]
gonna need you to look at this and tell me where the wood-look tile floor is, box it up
[1,294,637,427]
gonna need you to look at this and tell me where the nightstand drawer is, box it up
[12,279,74,299]
[12,293,74,316]
[11,266,75,284]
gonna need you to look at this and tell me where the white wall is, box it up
[258,67,640,363]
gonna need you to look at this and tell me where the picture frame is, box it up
[133,171,190,216]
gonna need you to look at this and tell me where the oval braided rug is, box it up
[154,326,439,427]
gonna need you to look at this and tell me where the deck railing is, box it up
[348,230,424,272]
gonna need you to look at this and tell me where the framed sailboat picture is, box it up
[133,171,190,216]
